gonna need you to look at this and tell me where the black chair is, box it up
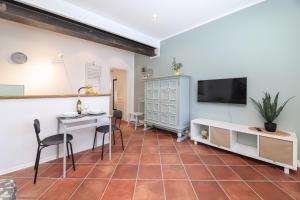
[92,110,124,159]
[33,119,75,183]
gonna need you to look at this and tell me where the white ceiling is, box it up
[16,0,264,48]
[64,0,264,40]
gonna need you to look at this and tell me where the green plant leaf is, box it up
[274,96,295,120]
[250,97,265,119]
[250,92,294,123]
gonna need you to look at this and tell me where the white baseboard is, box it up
[0,154,58,175]
[0,141,110,176]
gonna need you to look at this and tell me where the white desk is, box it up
[57,114,111,178]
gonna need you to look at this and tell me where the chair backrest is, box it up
[113,110,122,128]
[33,119,42,144]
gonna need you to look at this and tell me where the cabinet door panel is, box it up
[153,81,160,89]
[146,81,153,89]
[169,114,177,126]
[259,136,293,165]
[153,112,159,122]
[153,89,159,99]
[168,79,178,101]
[210,127,230,149]
[169,104,177,115]
[160,102,169,113]
[160,80,169,100]
[146,100,153,111]
[169,79,177,89]
[153,100,160,112]
[146,111,153,121]
[160,112,168,124]
[160,80,169,89]
[146,89,153,99]
[160,89,169,100]
[169,89,177,101]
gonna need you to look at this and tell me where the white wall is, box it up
[0,18,134,98]
[0,18,136,173]
[0,96,109,174]
[136,0,300,159]
[0,18,135,121]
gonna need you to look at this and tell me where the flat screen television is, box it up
[197,77,247,104]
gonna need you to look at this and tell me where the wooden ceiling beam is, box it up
[0,0,156,56]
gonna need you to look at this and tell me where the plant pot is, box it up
[264,122,277,132]
[175,69,180,76]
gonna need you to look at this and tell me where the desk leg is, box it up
[56,120,60,159]
[63,126,67,178]
[109,117,112,160]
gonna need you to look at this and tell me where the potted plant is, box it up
[250,92,294,132]
[171,57,182,75]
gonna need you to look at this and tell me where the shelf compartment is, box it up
[191,123,210,142]
[231,131,258,157]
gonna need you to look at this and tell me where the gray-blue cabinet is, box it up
[144,75,190,141]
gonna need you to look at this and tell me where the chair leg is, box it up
[68,142,76,171]
[67,142,70,159]
[34,146,40,170]
[119,129,124,150]
[34,149,41,184]
[113,130,115,145]
[101,133,106,160]
[92,130,97,150]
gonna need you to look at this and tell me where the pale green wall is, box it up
[135,0,300,159]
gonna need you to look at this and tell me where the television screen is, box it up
[197,77,247,104]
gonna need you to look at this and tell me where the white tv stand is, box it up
[190,118,298,174]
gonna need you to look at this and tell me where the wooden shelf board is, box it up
[231,143,257,157]
[0,93,111,100]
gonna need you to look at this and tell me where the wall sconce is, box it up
[53,53,64,64]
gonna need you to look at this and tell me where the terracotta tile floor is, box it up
[1,126,300,200]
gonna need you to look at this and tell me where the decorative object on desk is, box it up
[201,129,209,139]
[171,57,182,75]
[250,92,294,132]
[76,97,82,114]
[59,112,79,118]
[87,110,105,115]
[10,52,27,64]
[77,86,92,114]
